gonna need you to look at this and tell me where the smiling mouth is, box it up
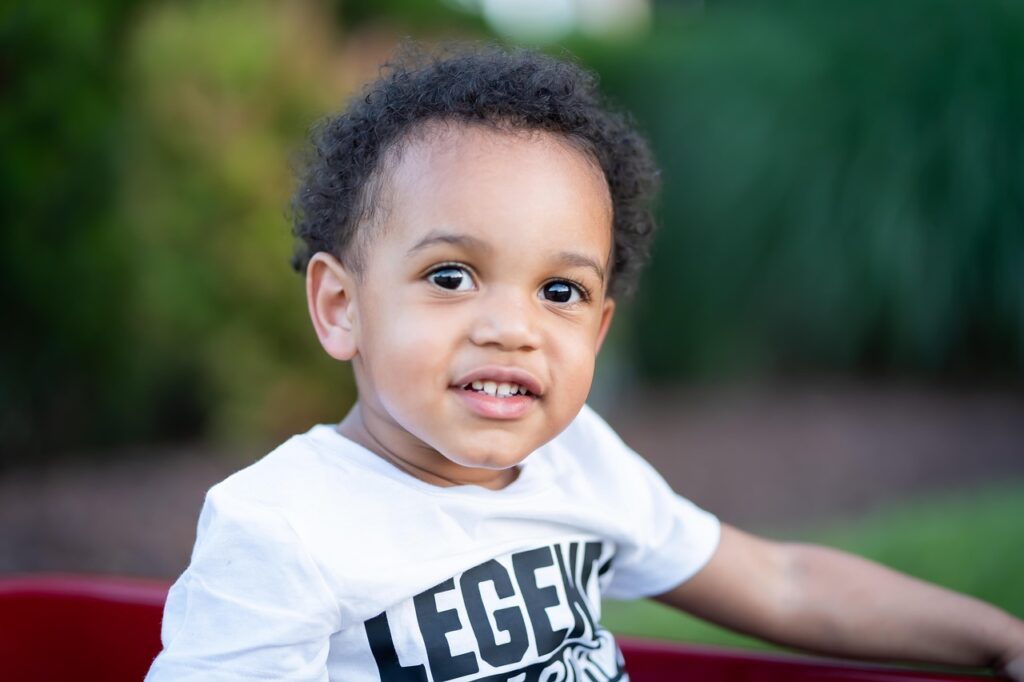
[459,380,536,399]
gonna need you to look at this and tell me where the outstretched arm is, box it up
[655,524,1024,679]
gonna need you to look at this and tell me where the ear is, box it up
[306,252,359,361]
[594,297,616,354]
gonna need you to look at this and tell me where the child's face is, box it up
[313,124,615,488]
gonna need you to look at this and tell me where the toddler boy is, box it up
[146,45,1024,681]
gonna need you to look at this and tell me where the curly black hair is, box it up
[290,43,659,299]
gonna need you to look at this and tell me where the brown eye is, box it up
[428,266,472,291]
[541,281,581,304]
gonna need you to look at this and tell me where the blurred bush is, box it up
[1,2,138,462]
[120,0,360,446]
[581,0,1024,381]
[2,0,368,462]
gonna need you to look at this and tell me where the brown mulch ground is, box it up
[2,384,1022,580]
[609,384,1024,529]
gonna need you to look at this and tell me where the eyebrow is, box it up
[407,231,493,256]
[407,230,606,283]
[555,250,606,284]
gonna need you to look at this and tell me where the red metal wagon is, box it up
[0,574,999,681]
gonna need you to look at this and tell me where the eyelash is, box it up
[425,262,474,288]
[424,263,592,304]
[548,276,592,304]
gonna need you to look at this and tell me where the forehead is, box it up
[371,122,613,261]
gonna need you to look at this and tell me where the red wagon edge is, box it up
[0,573,999,681]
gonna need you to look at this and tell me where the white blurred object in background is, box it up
[448,0,651,43]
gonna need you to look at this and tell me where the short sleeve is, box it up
[574,405,721,601]
[145,486,340,682]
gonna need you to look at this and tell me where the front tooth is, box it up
[497,382,512,397]
[472,381,484,391]
[483,381,497,396]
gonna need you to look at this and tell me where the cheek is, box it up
[566,355,597,401]
[362,301,456,387]
[549,328,599,397]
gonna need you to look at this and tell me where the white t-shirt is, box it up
[145,404,720,682]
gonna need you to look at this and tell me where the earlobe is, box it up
[306,252,359,361]
[594,298,616,353]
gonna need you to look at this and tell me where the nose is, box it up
[468,286,541,351]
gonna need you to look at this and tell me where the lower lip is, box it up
[452,388,536,420]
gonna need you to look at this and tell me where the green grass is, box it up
[602,482,1024,648]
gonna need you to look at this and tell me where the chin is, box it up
[447,443,531,471]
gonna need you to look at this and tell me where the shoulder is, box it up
[203,424,384,531]
[553,403,625,450]
[545,403,658,486]
[555,409,722,600]
[210,427,332,505]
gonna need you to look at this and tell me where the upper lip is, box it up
[452,366,544,397]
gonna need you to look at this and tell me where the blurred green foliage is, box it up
[1,2,139,460]
[4,0,1023,462]
[120,0,358,446]
[2,1,360,462]
[336,0,485,34]
[580,0,1024,381]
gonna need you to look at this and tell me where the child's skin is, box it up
[306,122,1024,677]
